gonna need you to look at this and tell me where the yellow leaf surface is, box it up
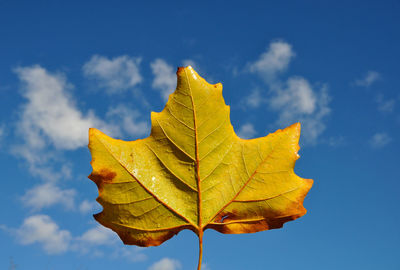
[88,66,312,267]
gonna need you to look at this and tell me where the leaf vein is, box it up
[94,134,197,229]
[145,143,197,192]
[155,118,195,160]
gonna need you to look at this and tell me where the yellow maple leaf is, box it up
[88,66,313,269]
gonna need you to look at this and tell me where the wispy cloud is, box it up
[21,182,76,211]
[76,225,117,247]
[245,41,331,144]
[201,263,211,270]
[13,215,72,254]
[75,225,147,262]
[106,104,149,138]
[376,94,396,113]
[148,258,182,270]
[237,123,257,139]
[0,124,5,147]
[269,77,316,114]
[79,199,98,214]
[353,71,381,87]
[325,136,346,147]
[12,65,151,212]
[247,41,295,81]
[243,89,265,108]
[369,132,392,148]
[268,78,331,144]
[12,65,120,210]
[182,59,197,69]
[150,59,177,101]
[111,246,148,263]
[14,65,115,151]
[3,215,147,261]
[83,55,142,93]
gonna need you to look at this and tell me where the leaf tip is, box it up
[305,178,314,189]
[176,66,185,74]
[290,122,301,133]
[88,127,103,139]
[176,65,194,75]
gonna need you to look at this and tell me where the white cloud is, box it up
[354,71,381,87]
[245,41,331,145]
[83,55,142,93]
[148,258,182,270]
[150,59,177,101]
[21,183,76,211]
[376,94,395,113]
[4,216,147,262]
[78,225,117,246]
[15,65,115,151]
[201,263,211,270]
[79,199,98,214]
[325,136,346,147]
[106,104,149,137]
[75,226,147,262]
[0,125,4,146]
[10,144,72,183]
[269,77,317,115]
[369,132,392,148]
[237,123,257,139]
[182,59,196,69]
[112,246,148,263]
[12,64,151,213]
[269,78,330,144]
[15,215,72,254]
[248,41,295,80]
[12,65,120,211]
[11,145,58,181]
[75,225,147,262]
[244,89,264,108]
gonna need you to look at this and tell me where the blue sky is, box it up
[1,1,399,269]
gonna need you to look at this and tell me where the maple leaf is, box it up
[88,66,313,269]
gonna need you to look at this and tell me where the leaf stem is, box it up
[197,231,203,270]
[186,67,204,270]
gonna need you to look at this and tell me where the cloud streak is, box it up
[245,41,331,144]
[106,104,149,137]
[21,182,76,211]
[148,258,182,270]
[3,215,147,261]
[369,132,392,148]
[83,55,142,93]
[237,123,257,139]
[12,65,119,211]
[15,65,115,151]
[353,71,381,87]
[12,65,150,211]
[248,41,295,81]
[268,78,331,144]
[14,215,72,254]
[150,59,177,101]
[376,94,396,113]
